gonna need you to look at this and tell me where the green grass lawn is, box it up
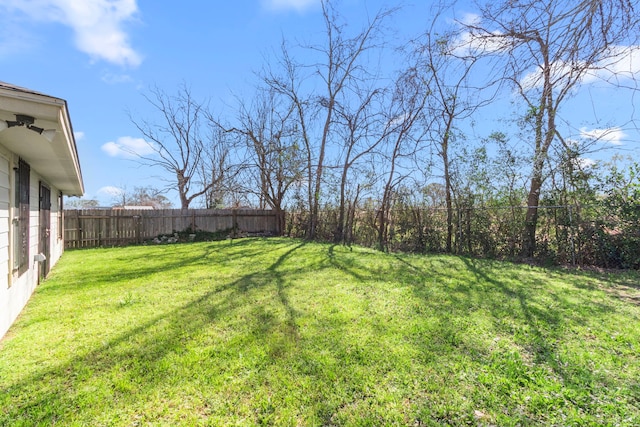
[1,238,639,426]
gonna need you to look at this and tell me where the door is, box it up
[39,182,51,280]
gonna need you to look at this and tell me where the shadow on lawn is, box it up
[1,239,636,425]
[39,239,299,302]
[0,239,308,425]
[458,258,576,372]
[328,246,623,400]
[64,238,278,289]
[417,255,629,390]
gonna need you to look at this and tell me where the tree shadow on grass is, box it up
[459,257,626,374]
[0,239,309,425]
[568,267,640,306]
[456,257,639,414]
[1,240,637,425]
[328,248,634,423]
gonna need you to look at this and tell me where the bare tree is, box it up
[309,1,397,239]
[263,0,396,239]
[416,19,496,253]
[111,186,173,209]
[459,0,640,256]
[198,123,233,209]
[332,82,388,244]
[130,85,226,209]
[65,197,100,209]
[262,43,315,234]
[376,68,429,251]
[226,87,304,232]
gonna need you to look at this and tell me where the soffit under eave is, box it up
[0,89,84,195]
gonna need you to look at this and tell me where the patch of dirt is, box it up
[601,288,640,306]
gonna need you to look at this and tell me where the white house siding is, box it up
[50,189,63,267]
[2,164,37,339]
[0,152,17,339]
[0,159,64,340]
[0,152,9,289]
[0,82,84,340]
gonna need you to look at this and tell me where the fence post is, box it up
[568,205,576,266]
[134,215,141,244]
[466,208,472,255]
[278,210,285,236]
[77,212,82,249]
[232,209,238,237]
[457,208,462,255]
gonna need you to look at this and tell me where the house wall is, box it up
[0,149,64,340]
[0,151,10,300]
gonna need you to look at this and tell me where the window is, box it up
[13,159,30,275]
[58,192,63,240]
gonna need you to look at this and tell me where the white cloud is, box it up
[98,185,124,196]
[449,28,510,58]
[458,13,481,27]
[580,126,626,145]
[74,131,85,140]
[519,45,640,90]
[0,0,142,67]
[101,136,156,157]
[450,12,640,88]
[387,112,409,129]
[575,157,596,169]
[586,45,640,83]
[262,0,318,13]
[101,142,123,157]
[519,61,571,91]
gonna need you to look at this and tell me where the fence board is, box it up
[64,208,281,249]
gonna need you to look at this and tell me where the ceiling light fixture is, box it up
[5,114,56,141]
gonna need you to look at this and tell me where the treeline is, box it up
[125,0,640,268]
[285,160,640,269]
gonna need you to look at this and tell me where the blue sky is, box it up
[1,0,638,206]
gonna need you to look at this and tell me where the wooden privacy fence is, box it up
[64,208,282,249]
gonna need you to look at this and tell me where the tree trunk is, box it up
[309,99,333,240]
[334,163,349,243]
[377,204,388,252]
[522,174,542,257]
[443,145,453,253]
